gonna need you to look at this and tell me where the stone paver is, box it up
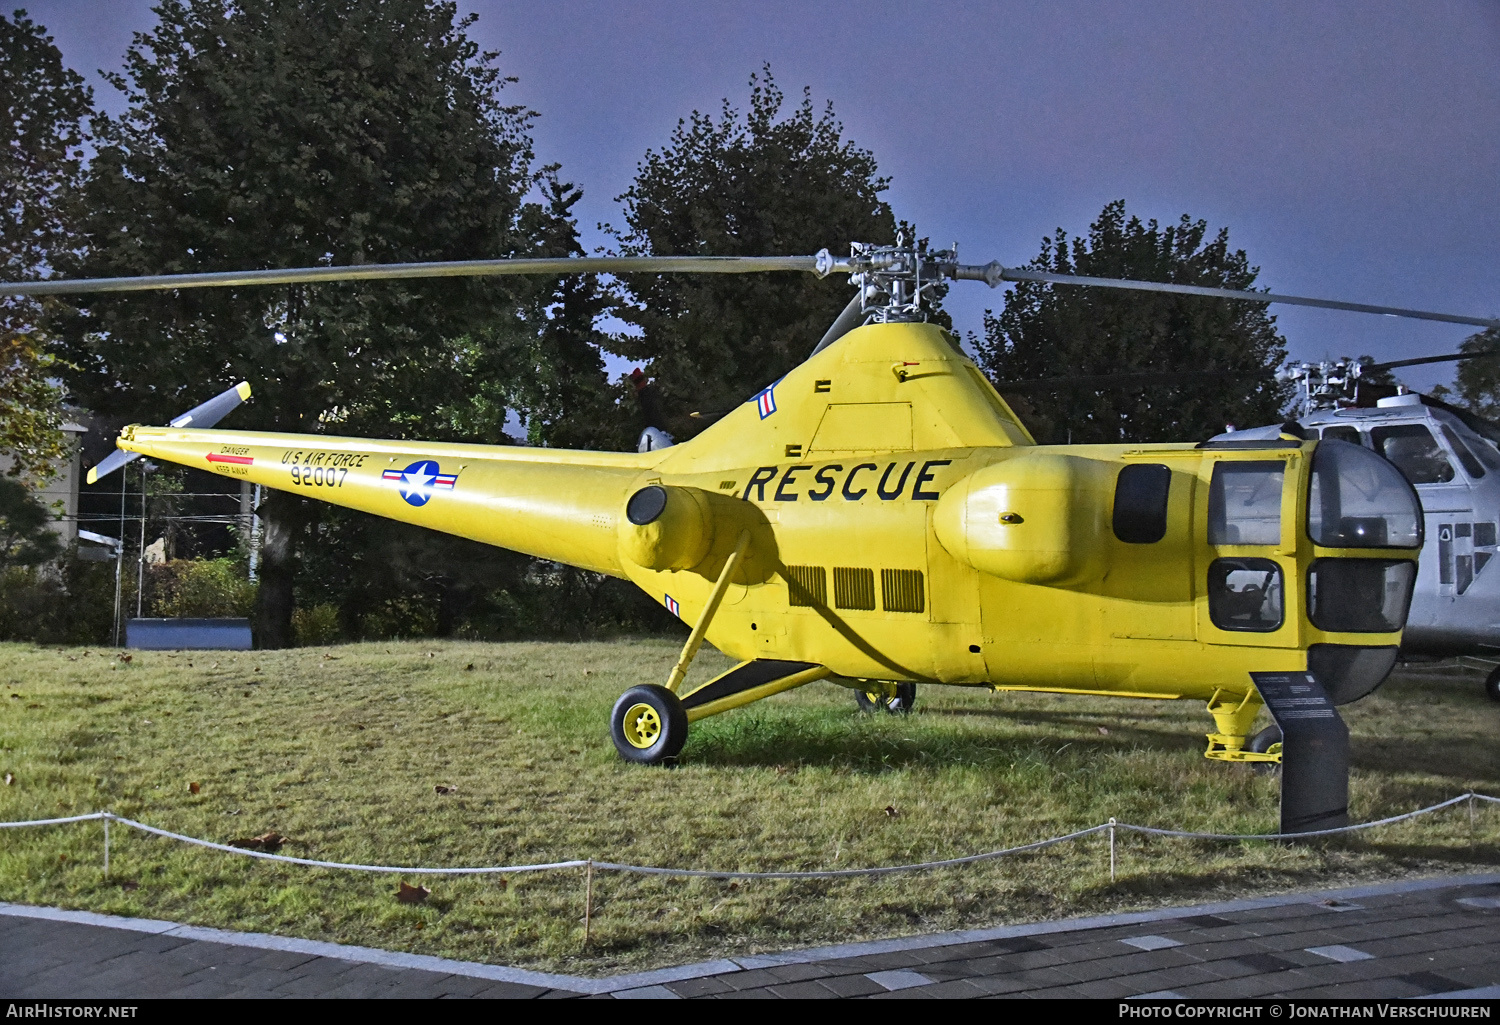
[4,874,1500,999]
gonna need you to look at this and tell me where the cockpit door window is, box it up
[1370,424,1455,484]
[1208,461,1284,545]
[1320,426,1362,446]
[1440,424,1488,479]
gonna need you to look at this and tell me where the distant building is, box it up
[0,419,107,554]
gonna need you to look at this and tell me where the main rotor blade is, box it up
[0,255,824,297]
[1368,348,1500,372]
[981,267,1500,330]
[996,368,1271,394]
[809,291,869,357]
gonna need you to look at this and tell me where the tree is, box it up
[1,10,92,481]
[1433,328,1500,419]
[609,67,900,432]
[56,0,587,647]
[974,200,1291,444]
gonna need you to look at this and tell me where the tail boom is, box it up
[119,426,647,576]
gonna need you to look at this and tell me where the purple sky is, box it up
[24,1,1500,393]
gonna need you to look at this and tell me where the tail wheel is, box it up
[611,684,688,765]
[1486,666,1500,703]
[855,682,917,715]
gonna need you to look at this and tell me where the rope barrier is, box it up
[0,792,1492,881]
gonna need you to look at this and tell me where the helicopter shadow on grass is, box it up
[682,702,1202,771]
[935,703,1209,750]
[1348,735,1500,788]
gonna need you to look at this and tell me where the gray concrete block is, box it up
[764,980,842,999]
[715,986,785,999]
[815,973,887,997]
[765,962,835,982]
[666,975,738,997]
[719,968,785,990]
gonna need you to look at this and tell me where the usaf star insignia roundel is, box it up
[382,460,457,507]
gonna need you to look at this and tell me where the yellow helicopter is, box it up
[10,242,1493,800]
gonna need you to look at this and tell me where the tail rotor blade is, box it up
[85,448,140,485]
[168,381,252,429]
[86,381,252,483]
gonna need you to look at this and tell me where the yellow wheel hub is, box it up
[622,702,662,749]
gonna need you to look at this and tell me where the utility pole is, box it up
[112,475,126,646]
[135,461,149,619]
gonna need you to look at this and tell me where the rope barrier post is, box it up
[1108,818,1116,883]
[1470,791,1477,850]
[582,859,594,950]
[103,814,110,878]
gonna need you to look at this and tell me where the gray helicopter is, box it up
[1220,356,1500,702]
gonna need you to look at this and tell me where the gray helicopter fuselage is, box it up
[1299,395,1500,656]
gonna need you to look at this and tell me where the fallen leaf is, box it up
[189,781,201,794]
[253,666,260,673]
[1097,726,1110,736]
[141,719,153,725]
[884,805,900,818]
[464,663,475,671]
[3,773,13,786]
[497,877,508,891]
[120,880,139,891]
[228,831,287,851]
[414,920,424,929]
[118,653,132,663]
[397,881,430,904]
[26,703,41,709]
[434,784,458,795]
[582,669,591,676]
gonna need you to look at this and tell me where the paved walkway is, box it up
[4,874,1500,999]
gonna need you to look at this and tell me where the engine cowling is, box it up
[933,453,1110,586]
[617,484,713,571]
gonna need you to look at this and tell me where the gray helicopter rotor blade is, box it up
[167,380,252,429]
[0,255,828,297]
[86,381,251,484]
[809,291,869,357]
[996,368,1271,394]
[85,448,140,485]
[1368,349,1500,372]
[953,263,1500,330]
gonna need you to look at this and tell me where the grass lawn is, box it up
[1,638,1497,976]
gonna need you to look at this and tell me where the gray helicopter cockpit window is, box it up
[1307,439,1422,549]
[1440,424,1488,479]
[1208,461,1284,545]
[1370,424,1454,485]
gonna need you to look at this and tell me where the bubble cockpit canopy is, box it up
[1307,439,1423,549]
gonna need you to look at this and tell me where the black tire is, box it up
[1248,724,1282,774]
[1248,724,1283,753]
[855,682,918,715]
[610,684,688,765]
[1486,666,1500,704]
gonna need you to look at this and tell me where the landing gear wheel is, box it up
[1486,666,1500,704]
[1248,724,1283,774]
[855,682,918,715]
[611,684,688,765]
